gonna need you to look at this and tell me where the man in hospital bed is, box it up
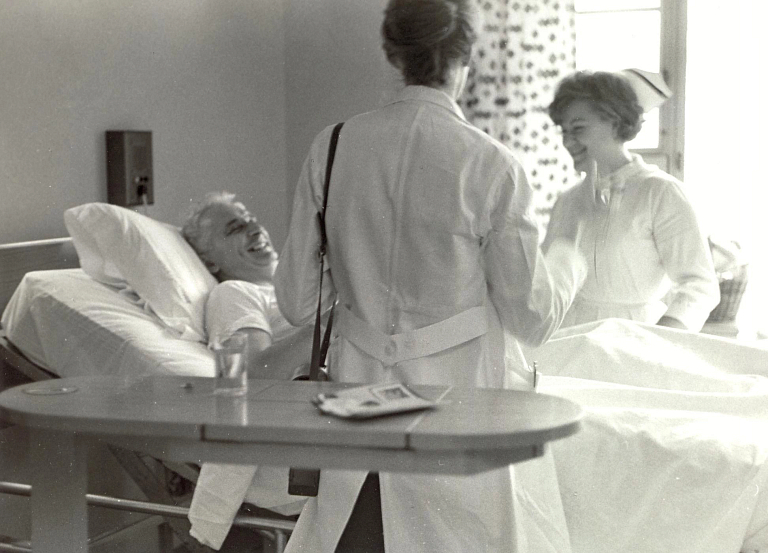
[181,191,310,550]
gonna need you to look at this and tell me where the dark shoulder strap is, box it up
[317,121,344,256]
[309,122,343,381]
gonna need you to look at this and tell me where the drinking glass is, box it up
[213,332,248,396]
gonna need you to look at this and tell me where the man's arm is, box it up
[235,325,315,381]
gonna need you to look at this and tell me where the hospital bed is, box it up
[532,321,768,553]
[2,201,768,553]
[0,235,295,553]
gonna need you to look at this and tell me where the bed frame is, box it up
[0,238,294,553]
[0,238,76,387]
[0,238,79,311]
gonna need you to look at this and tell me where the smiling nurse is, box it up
[545,70,720,331]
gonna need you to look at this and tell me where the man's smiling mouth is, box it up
[247,240,271,254]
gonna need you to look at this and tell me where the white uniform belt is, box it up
[336,304,488,365]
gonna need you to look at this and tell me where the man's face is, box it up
[201,202,278,283]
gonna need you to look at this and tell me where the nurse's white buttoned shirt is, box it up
[545,154,719,331]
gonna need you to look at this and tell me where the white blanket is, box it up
[188,464,305,550]
[527,319,768,553]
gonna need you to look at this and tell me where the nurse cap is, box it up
[619,68,673,112]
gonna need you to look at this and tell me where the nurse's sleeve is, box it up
[485,166,587,347]
[652,180,720,331]
[274,126,337,327]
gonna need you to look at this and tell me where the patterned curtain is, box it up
[461,0,577,231]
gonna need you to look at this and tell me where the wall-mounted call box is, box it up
[105,130,154,207]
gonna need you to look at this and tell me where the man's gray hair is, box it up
[182,191,242,256]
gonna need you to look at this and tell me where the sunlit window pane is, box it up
[575,0,660,12]
[575,12,660,72]
[626,107,659,150]
[571,5,662,150]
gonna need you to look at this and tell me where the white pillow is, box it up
[64,203,217,342]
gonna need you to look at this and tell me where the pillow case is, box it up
[64,203,217,342]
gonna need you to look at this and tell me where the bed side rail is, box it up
[0,237,79,315]
[0,336,56,388]
[0,481,293,552]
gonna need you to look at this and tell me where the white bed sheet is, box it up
[530,319,768,553]
[1,269,214,378]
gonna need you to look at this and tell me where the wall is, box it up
[283,0,401,207]
[0,0,288,247]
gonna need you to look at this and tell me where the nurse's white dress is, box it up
[275,86,586,552]
[544,154,719,331]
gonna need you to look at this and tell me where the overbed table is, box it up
[0,375,582,553]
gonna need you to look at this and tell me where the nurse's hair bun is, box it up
[382,0,476,87]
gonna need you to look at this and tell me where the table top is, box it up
[0,376,583,474]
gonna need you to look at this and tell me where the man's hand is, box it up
[246,324,317,381]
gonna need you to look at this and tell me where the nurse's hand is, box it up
[657,315,687,330]
[570,160,600,246]
[543,159,597,253]
[554,189,594,249]
[584,159,600,196]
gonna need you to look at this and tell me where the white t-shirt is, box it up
[205,279,294,348]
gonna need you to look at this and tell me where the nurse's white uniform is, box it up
[275,86,586,552]
[544,154,719,331]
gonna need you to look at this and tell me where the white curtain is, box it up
[461,0,577,232]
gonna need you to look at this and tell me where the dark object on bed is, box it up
[707,236,749,323]
[707,263,749,323]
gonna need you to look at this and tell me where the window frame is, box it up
[573,0,687,179]
[657,0,686,180]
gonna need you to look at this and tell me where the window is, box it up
[574,1,768,335]
[685,1,768,336]
[573,0,685,177]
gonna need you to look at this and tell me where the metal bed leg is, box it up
[158,522,175,552]
[0,480,294,552]
[30,429,88,552]
[275,530,288,553]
